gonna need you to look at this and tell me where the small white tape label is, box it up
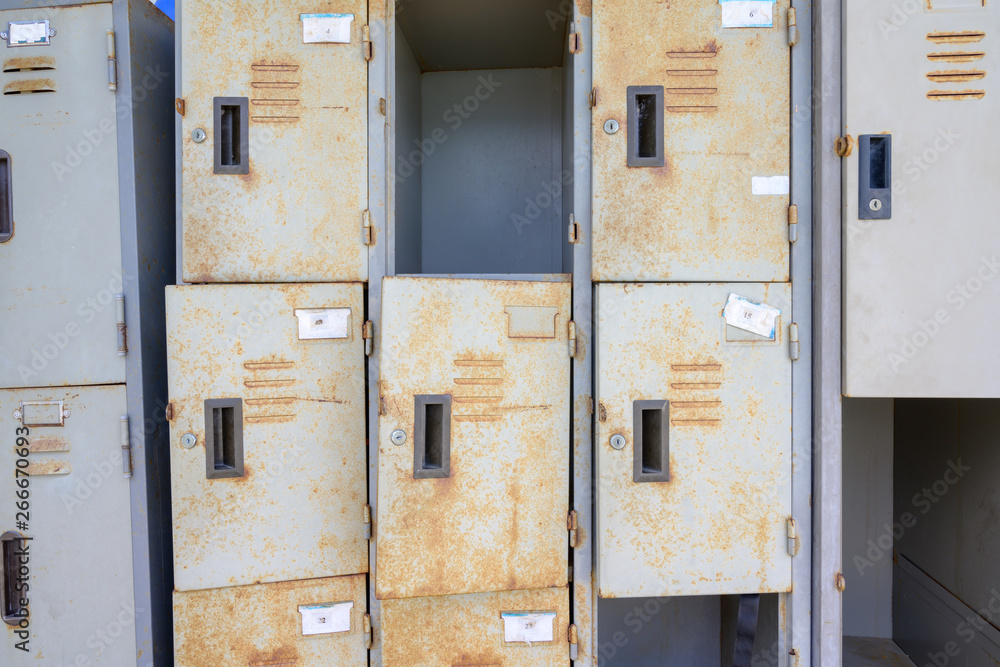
[7,21,50,46]
[723,294,781,339]
[720,1,775,27]
[752,175,790,195]
[301,13,353,44]
[298,601,353,636]
[295,308,351,340]
[502,612,556,644]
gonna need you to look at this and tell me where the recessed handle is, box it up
[413,395,451,479]
[0,150,11,243]
[213,97,249,175]
[858,134,891,220]
[1,531,28,626]
[205,398,244,479]
[627,86,664,168]
[633,400,670,483]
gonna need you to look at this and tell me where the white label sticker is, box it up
[295,308,351,340]
[7,21,50,47]
[720,1,775,28]
[298,601,353,636]
[751,175,790,195]
[502,612,556,644]
[301,13,354,44]
[723,294,781,339]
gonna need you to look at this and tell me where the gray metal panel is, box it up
[597,596,722,667]
[0,2,125,389]
[0,384,136,665]
[393,26,421,275]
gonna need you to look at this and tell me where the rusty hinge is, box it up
[788,204,798,244]
[786,517,800,556]
[835,135,855,157]
[587,396,594,416]
[567,510,578,547]
[165,402,174,422]
[363,320,374,356]
[175,98,185,116]
[378,97,386,116]
[569,23,583,54]
[120,416,132,479]
[116,294,127,357]
[567,214,581,244]
[568,565,573,582]
[598,402,607,423]
[787,7,800,46]
[363,25,373,61]
[590,87,598,109]
[363,504,372,540]
[363,613,373,649]
[567,321,577,358]
[362,209,376,246]
[106,30,117,91]
[789,323,800,361]
[568,624,579,660]
[835,572,847,592]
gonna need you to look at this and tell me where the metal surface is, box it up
[0,3,125,389]
[595,282,793,598]
[173,574,367,667]
[843,0,1000,397]
[591,0,791,282]
[166,283,367,591]
[0,384,136,665]
[381,587,571,666]
[376,277,571,600]
[180,0,368,283]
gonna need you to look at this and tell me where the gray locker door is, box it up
[0,4,124,389]
[596,283,793,598]
[844,0,1000,397]
[0,385,135,664]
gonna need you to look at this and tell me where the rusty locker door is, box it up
[0,3,125,388]
[174,574,368,666]
[592,0,791,282]
[0,385,136,664]
[167,284,367,591]
[376,278,572,600]
[595,283,793,598]
[382,588,571,667]
[180,0,368,283]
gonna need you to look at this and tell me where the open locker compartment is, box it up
[391,0,574,276]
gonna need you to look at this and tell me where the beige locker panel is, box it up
[167,284,367,591]
[843,0,1000,397]
[376,277,571,600]
[592,0,791,282]
[596,283,793,598]
[174,575,367,666]
[382,588,571,667]
[180,0,368,283]
[0,3,125,388]
[0,385,135,664]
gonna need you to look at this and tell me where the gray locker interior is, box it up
[0,0,176,663]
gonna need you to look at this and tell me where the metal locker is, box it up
[0,3,126,388]
[179,0,369,283]
[595,283,793,597]
[0,385,136,664]
[381,588,571,667]
[843,0,1000,397]
[166,283,367,591]
[591,0,791,283]
[174,574,368,666]
[376,277,571,600]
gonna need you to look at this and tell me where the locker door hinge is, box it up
[568,23,583,54]
[378,98,386,116]
[568,565,573,582]
[175,98,186,116]
[835,135,855,157]
[568,624,579,660]
[567,321,578,358]
[363,321,374,356]
[363,504,372,540]
[587,396,594,416]
[787,7,800,46]
[789,323,800,361]
[363,25,373,61]
[567,214,581,244]
[116,294,127,357]
[598,402,607,422]
[788,204,798,244]
[165,402,174,422]
[786,517,800,557]
[362,210,376,246]
[363,613,373,649]
[590,87,598,109]
[106,30,118,91]
[567,510,578,547]
[120,416,132,479]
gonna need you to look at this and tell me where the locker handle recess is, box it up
[213,97,249,175]
[633,400,670,483]
[205,398,244,479]
[413,395,451,479]
[0,150,11,243]
[627,86,665,168]
[858,134,891,220]
[1,531,27,626]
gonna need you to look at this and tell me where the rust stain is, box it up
[2,55,56,72]
[671,382,722,390]
[926,69,986,82]
[244,379,297,388]
[575,0,592,18]
[672,364,722,372]
[3,78,56,94]
[672,400,722,409]
[454,378,503,385]
[452,396,502,404]
[926,30,985,44]
[927,51,986,62]
[26,436,69,452]
[25,460,70,476]
[245,414,296,424]
[927,89,986,100]
[244,361,295,371]
[453,359,504,367]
